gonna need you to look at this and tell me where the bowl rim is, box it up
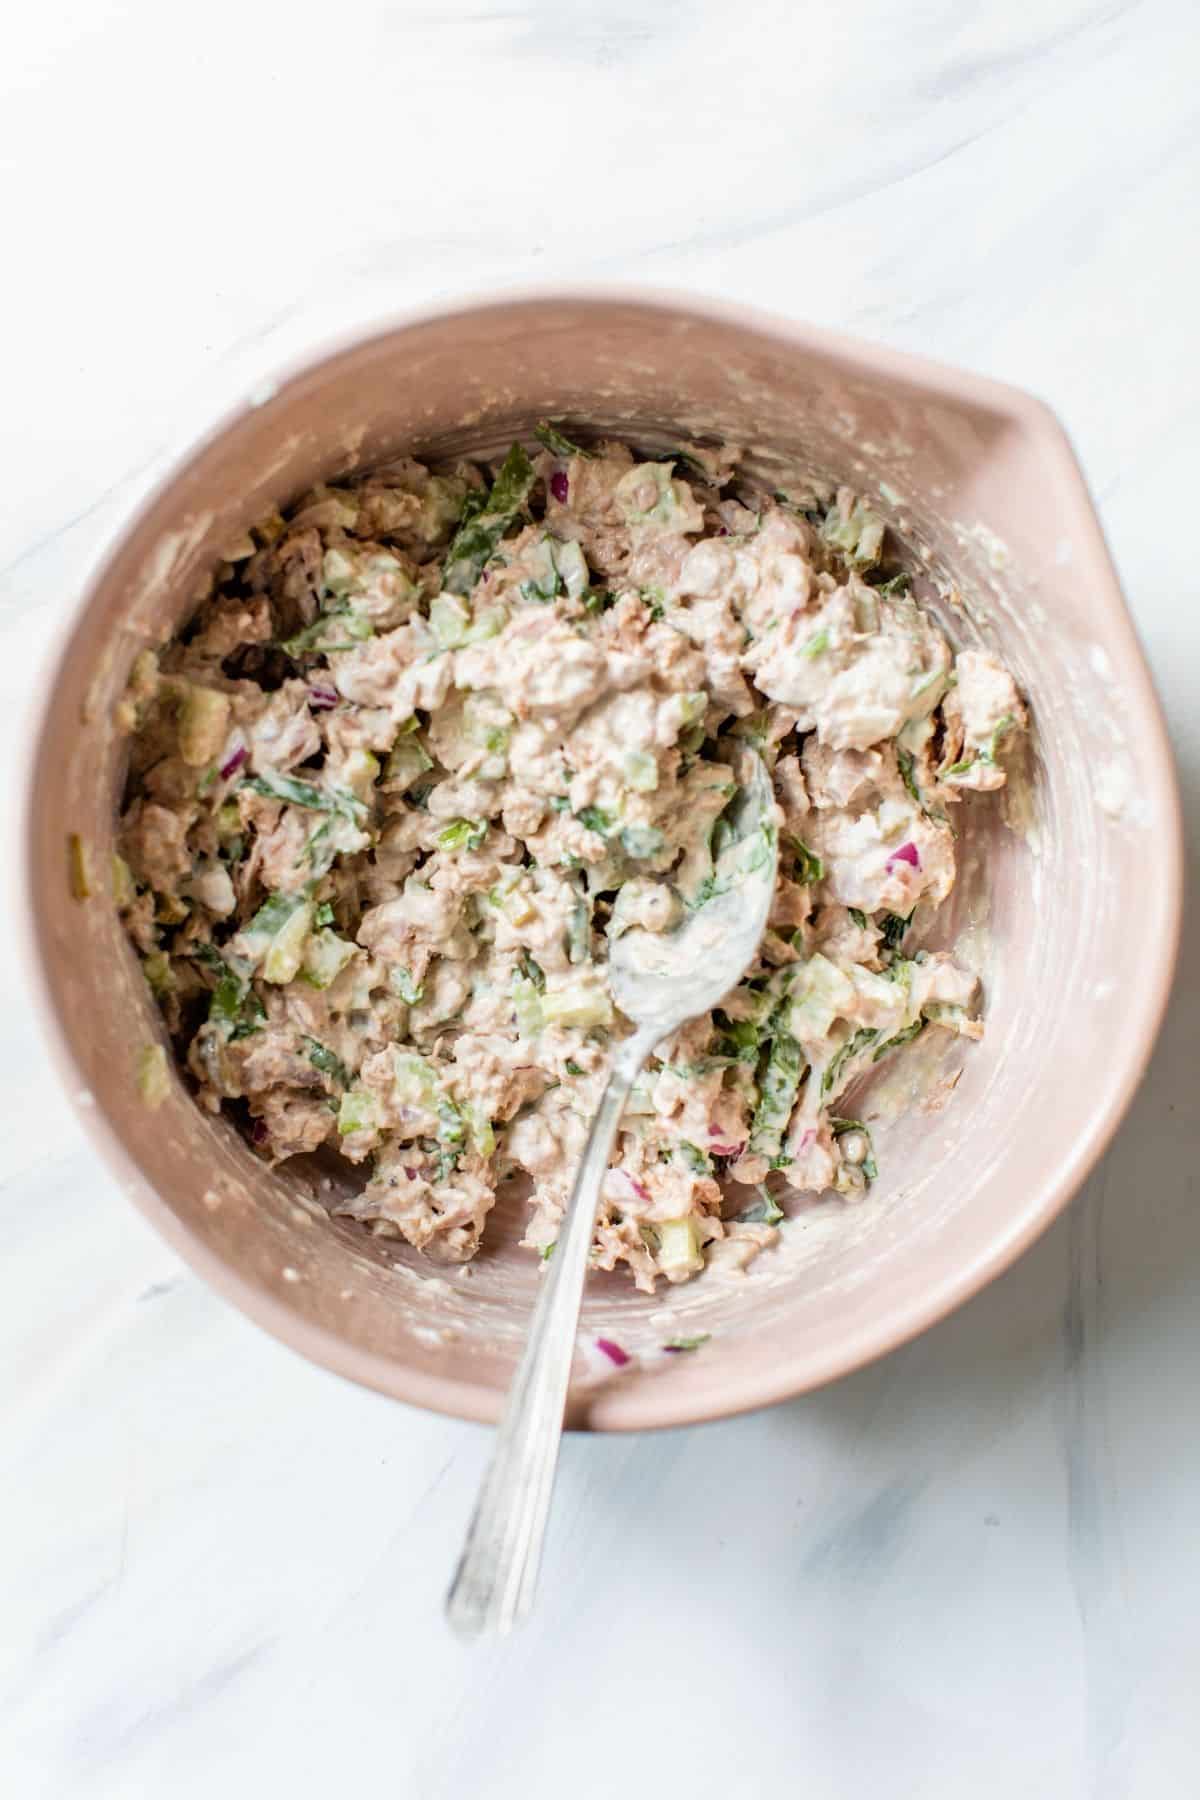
[22,283,1185,1432]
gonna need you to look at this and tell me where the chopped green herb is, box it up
[534,420,592,459]
[749,1031,804,1162]
[245,770,367,825]
[314,901,335,928]
[717,1016,760,1062]
[799,628,829,658]
[443,442,537,596]
[872,572,912,596]
[822,1026,881,1095]
[576,805,613,836]
[583,587,613,614]
[880,910,912,951]
[873,1018,924,1059]
[677,1141,714,1176]
[194,942,267,1039]
[564,1059,585,1077]
[786,837,825,885]
[848,907,868,929]
[981,712,1017,765]
[664,1334,710,1352]
[518,951,546,992]
[302,1036,349,1087]
[896,747,922,807]
[280,607,373,658]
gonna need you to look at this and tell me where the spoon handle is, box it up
[445,1025,657,1639]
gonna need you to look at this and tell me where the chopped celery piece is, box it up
[384,737,433,790]
[178,685,231,767]
[656,1217,704,1279]
[337,1089,379,1136]
[677,1141,713,1176]
[67,833,91,901]
[438,818,487,852]
[799,629,829,658]
[339,748,380,803]
[389,966,424,1005]
[664,1334,710,1352]
[511,974,543,1037]
[539,983,614,1030]
[142,950,173,996]
[390,1053,439,1111]
[242,892,313,984]
[822,496,885,567]
[301,927,356,990]
[462,1103,495,1157]
[620,824,664,859]
[136,1043,170,1110]
[429,593,470,648]
[622,749,659,792]
[111,852,135,910]
[787,953,855,1041]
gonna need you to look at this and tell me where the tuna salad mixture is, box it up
[115,427,1026,1291]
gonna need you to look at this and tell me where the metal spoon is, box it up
[445,752,779,1638]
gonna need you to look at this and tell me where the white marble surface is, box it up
[2,2,1198,1794]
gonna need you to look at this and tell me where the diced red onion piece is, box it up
[595,1337,630,1368]
[710,1142,744,1158]
[887,840,920,871]
[549,470,569,503]
[219,743,248,781]
[794,1127,816,1152]
[617,1170,651,1203]
[308,685,338,711]
[716,525,730,537]
[404,1167,418,1180]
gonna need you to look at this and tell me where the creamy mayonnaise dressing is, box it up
[115,431,1025,1290]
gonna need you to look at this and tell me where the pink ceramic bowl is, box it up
[24,291,1183,1429]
